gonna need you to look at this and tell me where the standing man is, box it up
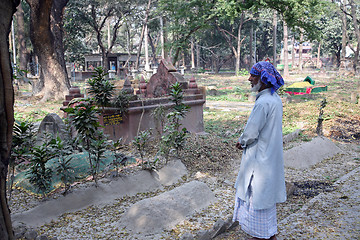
[233,61,287,240]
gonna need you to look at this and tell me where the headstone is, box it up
[145,59,187,98]
[36,113,66,145]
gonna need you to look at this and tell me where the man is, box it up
[233,61,287,240]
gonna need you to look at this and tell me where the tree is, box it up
[25,0,70,101]
[216,11,249,75]
[15,1,29,77]
[339,0,348,70]
[75,0,135,73]
[283,20,289,77]
[158,0,217,65]
[63,0,93,66]
[349,0,360,72]
[135,0,152,69]
[1,1,20,239]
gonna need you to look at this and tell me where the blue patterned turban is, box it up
[250,61,284,94]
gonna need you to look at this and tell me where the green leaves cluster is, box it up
[160,82,190,159]
[64,99,106,186]
[88,67,115,109]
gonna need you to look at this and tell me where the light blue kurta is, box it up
[235,88,286,210]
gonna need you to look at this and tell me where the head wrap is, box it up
[250,61,284,94]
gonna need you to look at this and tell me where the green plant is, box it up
[160,82,190,159]
[132,130,152,169]
[64,99,105,186]
[151,105,167,139]
[88,67,115,110]
[27,134,57,196]
[9,121,36,200]
[88,130,109,185]
[53,136,75,195]
[112,90,130,114]
[237,68,249,76]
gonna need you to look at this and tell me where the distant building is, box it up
[84,53,137,77]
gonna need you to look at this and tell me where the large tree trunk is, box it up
[26,0,70,101]
[0,1,20,239]
[15,2,29,78]
[283,21,289,78]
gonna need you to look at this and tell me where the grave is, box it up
[64,59,205,143]
[283,136,342,169]
[36,113,66,145]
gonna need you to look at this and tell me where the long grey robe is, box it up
[235,88,286,210]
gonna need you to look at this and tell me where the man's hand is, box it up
[235,142,243,150]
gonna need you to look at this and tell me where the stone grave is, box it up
[62,59,205,143]
[36,113,66,145]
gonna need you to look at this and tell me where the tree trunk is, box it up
[299,32,303,71]
[0,1,20,239]
[160,16,165,59]
[272,11,277,66]
[292,36,295,68]
[350,0,360,73]
[135,0,152,69]
[15,2,29,78]
[250,23,253,68]
[339,0,347,70]
[235,12,245,75]
[317,42,321,69]
[196,41,200,69]
[191,38,195,69]
[144,24,150,71]
[26,0,70,101]
[283,21,289,78]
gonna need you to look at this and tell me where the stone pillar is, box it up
[136,76,147,98]
[122,77,135,96]
[63,86,84,106]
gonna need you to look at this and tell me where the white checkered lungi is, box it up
[233,188,277,239]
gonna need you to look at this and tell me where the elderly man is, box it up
[233,61,287,240]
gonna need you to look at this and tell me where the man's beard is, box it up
[251,80,262,92]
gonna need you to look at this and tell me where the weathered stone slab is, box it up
[36,113,66,145]
[120,181,217,234]
[284,136,342,169]
[12,160,187,228]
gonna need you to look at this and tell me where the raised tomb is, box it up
[63,59,205,143]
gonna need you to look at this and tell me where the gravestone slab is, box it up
[120,180,217,234]
[36,113,66,145]
[284,136,342,169]
[145,59,185,98]
[12,160,188,228]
